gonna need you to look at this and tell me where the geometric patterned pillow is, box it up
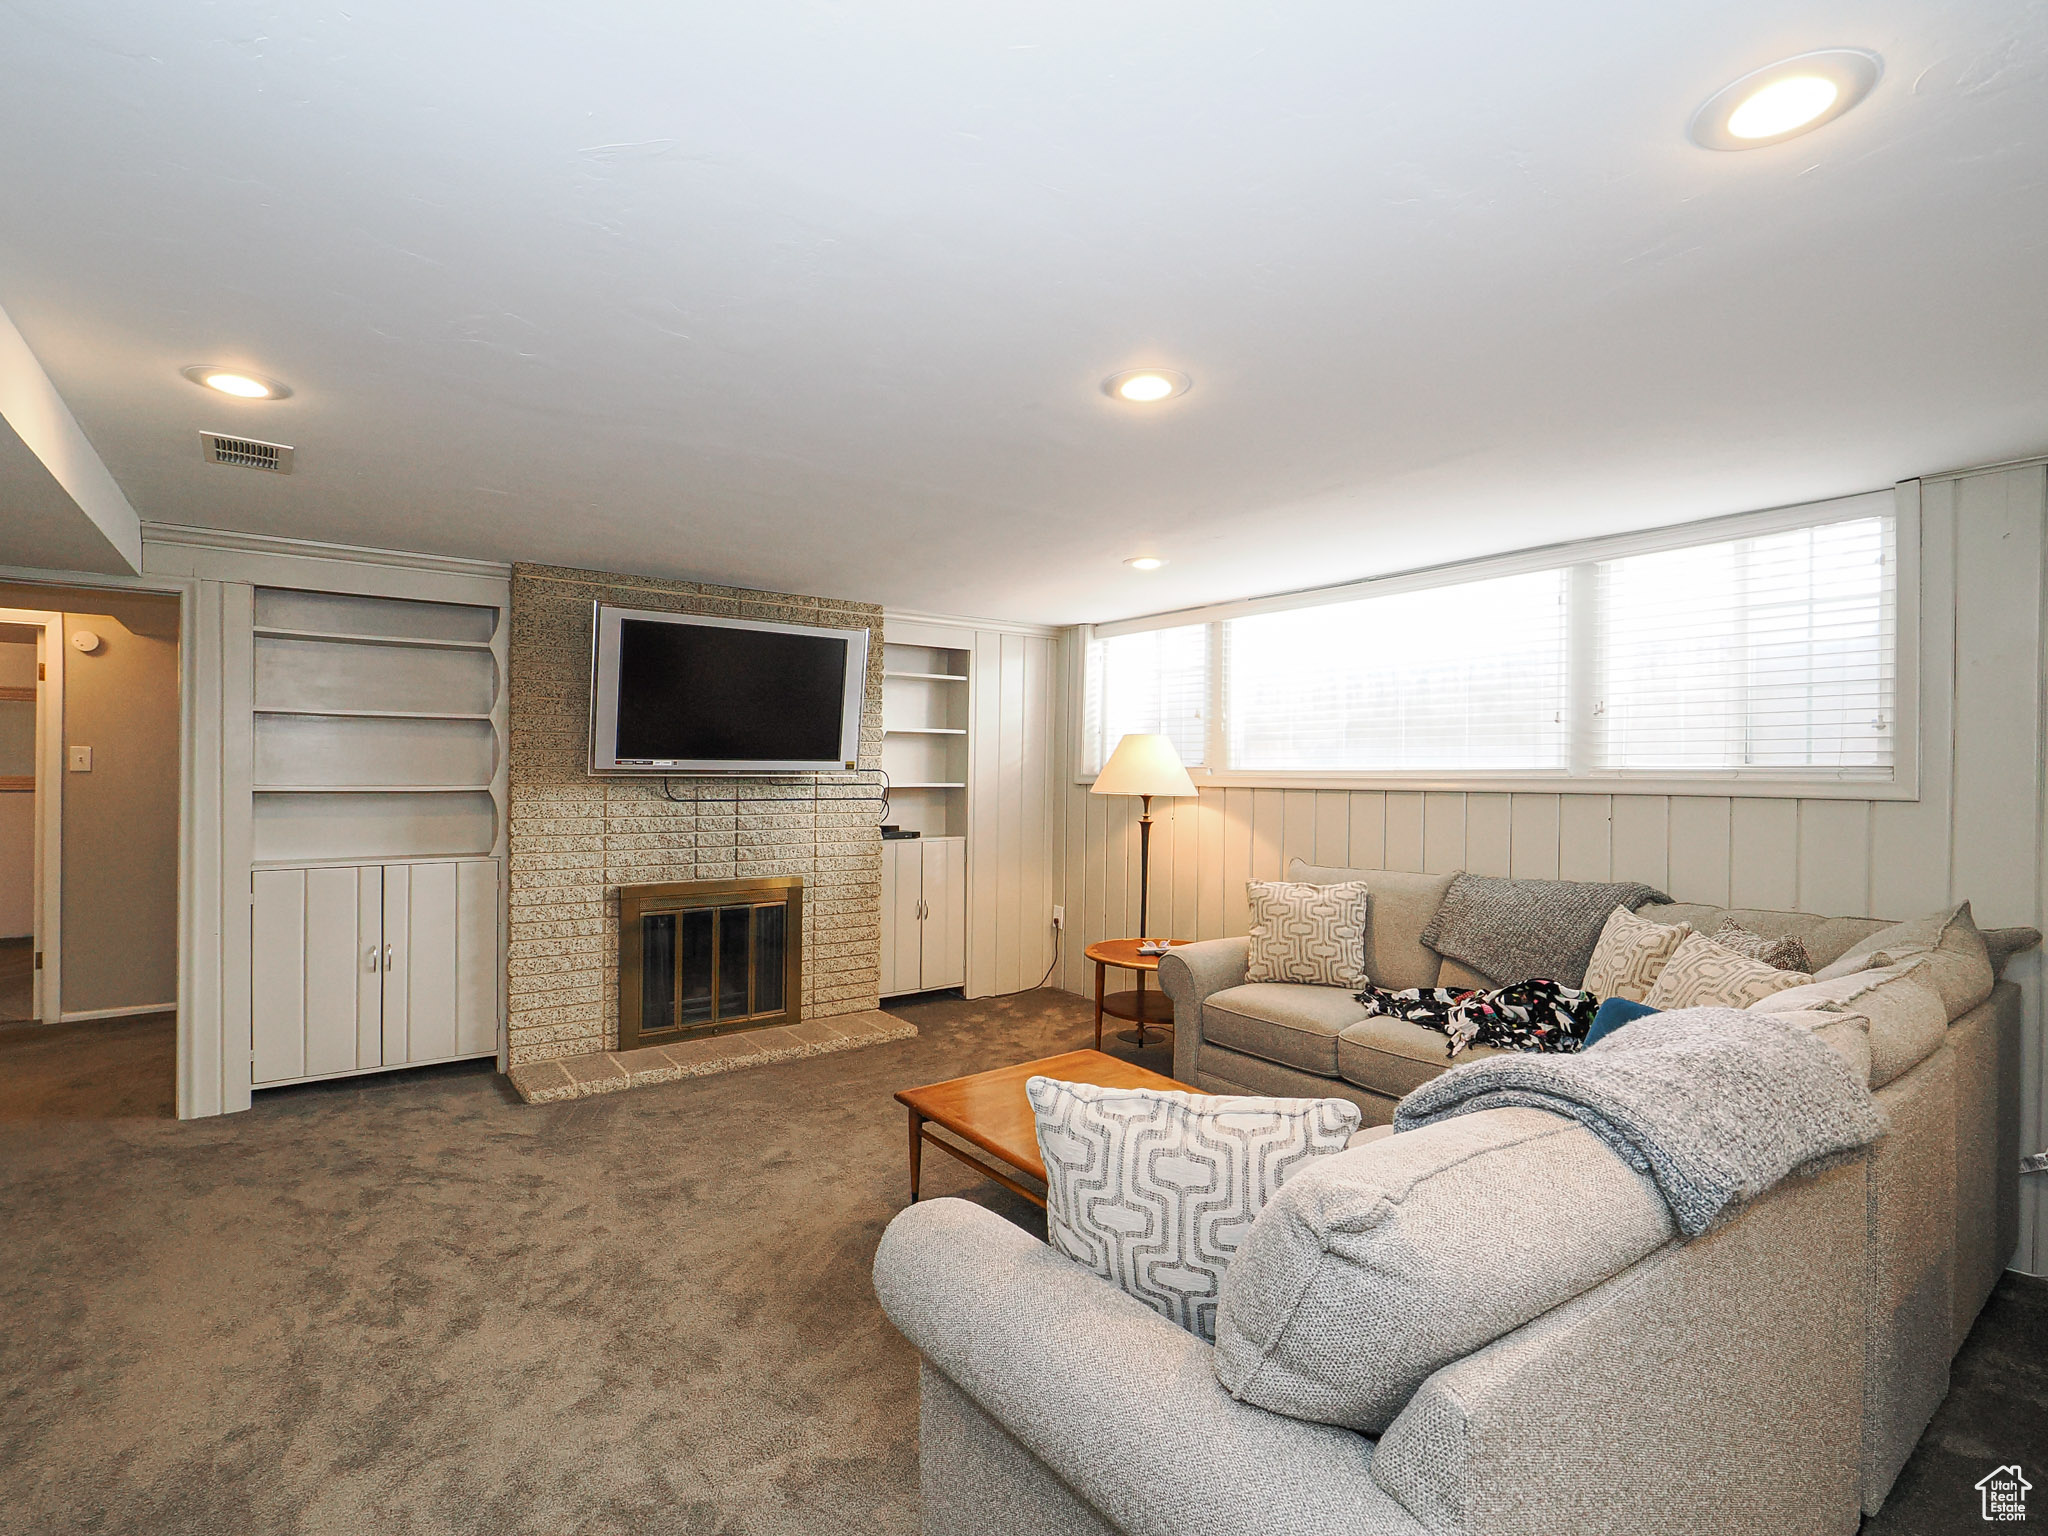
[1244,880,1369,987]
[1582,906,1695,1002]
[1710,920,1815,974]
[1643,931,1811,1010]
[1026,1078,1360,1341]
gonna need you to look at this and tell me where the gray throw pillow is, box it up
[1213,1107,1674,1433]
[1286,859,1454,990]
[1245,880,1369,987]
[1027,1078,1359,1342]
[1710,920,1814,974]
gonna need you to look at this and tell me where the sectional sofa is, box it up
[1155,860,2032,1517]
[872,864,2035,1535]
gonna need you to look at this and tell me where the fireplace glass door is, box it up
[619,877,802,1048]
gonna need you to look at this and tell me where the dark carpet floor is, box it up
[0,990,1126,1536]
[1,997,2040,1536]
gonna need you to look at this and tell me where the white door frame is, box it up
[0,565,202,1113]
[0,607,65,1022]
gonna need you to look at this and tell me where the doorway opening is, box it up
[0,610,60,1024]
[0,587,181,1122]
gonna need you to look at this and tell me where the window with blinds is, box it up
[1085,623,1208,772]
[1080,500,1903,785]
[1595,517,1895,773]
[1226,569,1570,771]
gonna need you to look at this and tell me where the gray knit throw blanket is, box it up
[1394,1008,1885,1236]
[1419,874,1669,986]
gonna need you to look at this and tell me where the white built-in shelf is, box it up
[254,625,495,653]
[885,727,967,736]
[255,707,493,721]
[892,781,967,789]
[883,670,967,682]
[254,784,495,795]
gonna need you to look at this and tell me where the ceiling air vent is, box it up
[200,431,294,474]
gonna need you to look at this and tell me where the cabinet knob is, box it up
[384,943,395,970]
[366,944,380,972]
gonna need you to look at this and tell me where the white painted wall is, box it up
[0,792,31,936]
[1057,466,2048,1275]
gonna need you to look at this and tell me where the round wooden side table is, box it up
[1085,938,1192,1049]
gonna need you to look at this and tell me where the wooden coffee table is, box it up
[894,1048,1203,1208]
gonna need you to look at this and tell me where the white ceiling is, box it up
[1,2,2044,623]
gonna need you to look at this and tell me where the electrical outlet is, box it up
[67,745,92,773]
[1051,905,1065,929]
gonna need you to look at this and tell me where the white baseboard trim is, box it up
[59,1002,177,1022]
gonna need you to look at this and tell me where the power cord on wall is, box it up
[979,916,1064,997]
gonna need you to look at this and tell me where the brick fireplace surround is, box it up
[501,563,910,1101]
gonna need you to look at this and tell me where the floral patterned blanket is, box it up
[1355,978,1599,1059]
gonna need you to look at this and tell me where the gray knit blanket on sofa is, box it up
[1419,873,1669,986]
[1393,1008,1885,1236]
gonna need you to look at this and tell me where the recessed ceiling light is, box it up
[1689,50,1880,150]
[181,365,292,400]
[1103,368,1191,403]
[1124,556,1166,571]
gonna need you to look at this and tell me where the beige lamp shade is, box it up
[1091,733,1198,799]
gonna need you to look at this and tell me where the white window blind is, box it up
[1087,622,1208,772]
[1225,569,1571,772]
[1080,499,1905,787]
[1595,517,1895,773]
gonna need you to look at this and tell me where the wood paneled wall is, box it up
[1056,468,2048,1274]
[965,628,1065,998]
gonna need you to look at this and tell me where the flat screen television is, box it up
[588,604,870,774]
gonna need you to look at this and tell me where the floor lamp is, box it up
[1091,734,1198,1044]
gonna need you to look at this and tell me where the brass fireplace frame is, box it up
[617,876,804,1050]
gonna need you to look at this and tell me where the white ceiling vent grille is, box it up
[200,431,294,473]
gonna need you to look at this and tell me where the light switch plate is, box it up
[67,745,91,772]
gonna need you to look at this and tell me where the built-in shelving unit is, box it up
[881,641,968,839]
[249,588,504,868]
[880,637,970,997]
[242,584,508,1091]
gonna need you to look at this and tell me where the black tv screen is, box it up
[590,606,869,773]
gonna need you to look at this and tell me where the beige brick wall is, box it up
[505,563,884,1065]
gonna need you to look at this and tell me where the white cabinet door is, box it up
[380,863,412,1064]
[354,870,384,1067]
[383,859,498,1064]
[879,844,901,997]
[883,841,923,997]
[454,860,499,1056]
[252,865,378,1084]
[402,861,461,1062]
[919,839,966,990]
[303,866,372,1078]
[251,870,307,1084]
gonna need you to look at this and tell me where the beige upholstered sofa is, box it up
[1154,860,2034,1517]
